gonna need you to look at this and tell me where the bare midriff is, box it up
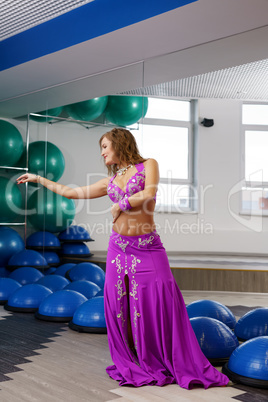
[112,200,156,236]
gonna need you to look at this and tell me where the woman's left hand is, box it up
[111,203,121,223]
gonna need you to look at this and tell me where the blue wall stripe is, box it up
[0,0,197,72]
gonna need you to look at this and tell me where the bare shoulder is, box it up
[144,158,159,168]
[103,176,110,186]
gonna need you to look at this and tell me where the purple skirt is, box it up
[104,230,229,389]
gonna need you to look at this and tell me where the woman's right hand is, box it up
[16,173,40,184]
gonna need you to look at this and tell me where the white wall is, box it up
[6,99,268,254]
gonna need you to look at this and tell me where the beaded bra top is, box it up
[107,162,157,203]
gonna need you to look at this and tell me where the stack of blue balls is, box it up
[58,225,94,258]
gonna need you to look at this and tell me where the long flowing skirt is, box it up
[104,230,229,389]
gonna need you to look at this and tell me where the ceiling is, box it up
[0,0,95,41]
[0,0,268,118]
[123,58,268,101]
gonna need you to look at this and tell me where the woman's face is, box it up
[101,136,119,165]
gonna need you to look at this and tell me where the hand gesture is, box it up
[16,173,39,184]
[111,203,121,223]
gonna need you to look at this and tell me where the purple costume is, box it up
[105,162,229,389]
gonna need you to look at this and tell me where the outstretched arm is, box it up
[16,173,109,199]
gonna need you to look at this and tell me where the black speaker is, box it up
[201,118,214,127]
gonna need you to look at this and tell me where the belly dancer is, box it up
[17,127,229,389]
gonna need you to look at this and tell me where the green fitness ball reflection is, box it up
[27,189,76,233]
[28,141,65,182]
[104,96,148,127]
[0,177,23,223]
[30,107,63,122]
[0,120,24,166]
[65,96,108,122]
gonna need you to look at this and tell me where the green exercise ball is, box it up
[0,120,24,166]
[0,177,23,223]
[65,97,108,121]
[30,107,63,122]
[29,141,65,182]
[104,96,148,127]
[27,189,76,233]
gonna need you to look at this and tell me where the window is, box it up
[241,103,268,215]
[132,98,197,213]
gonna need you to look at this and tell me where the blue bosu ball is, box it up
[66,262,105,288]
[7,249,49,271]
[186,299,236,329]
[64,280,101,299]
[9,267,44,285]
[0,227,24,266]
[234,308,268,341]
[69,296,106,333]
[0,278,22,304]
[36,275,70,292]
[5,284,52,312]
[35,290,87,322]
[223,336,268,388]
[54,263,76,277]
[190,317,239,364]
[60,242,92,257]
[58,225,93,243]
[26,231,61,250]
[42,251,60,267]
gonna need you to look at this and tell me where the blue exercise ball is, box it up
[234,308,268,341]
[64,280,101,299]
[0,278,22,304]
[0,119,24,166]
[27,188,76,233]
[66,262,105,288]
[7,249,48,270]
[26,231,61,250]
[36,275,70,292]
[42,251,60,267]
[223,336,268,388]
[5,284,52,312]
[186,299,236,329]
[65,97,108,121]
[28,141,65,182]
[54,263,76,277]
[0,177,23,223]
[69,296,106,333]
[58,225,93,243]
[104,96,148,126]
[190,317,239,363]
[0,227,24,266]
[60,242,92,257]
[30,107,63,122]
[9,267,44,285]
[35,289,87,322]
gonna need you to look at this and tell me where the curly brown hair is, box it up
[99,128,146,175]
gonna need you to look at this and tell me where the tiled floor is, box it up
[0,291,267,402]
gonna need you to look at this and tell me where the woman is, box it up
[17,127,229,389]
